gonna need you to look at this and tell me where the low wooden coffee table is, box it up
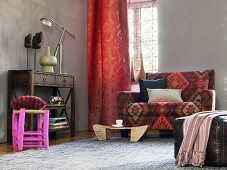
[93,124,149,142]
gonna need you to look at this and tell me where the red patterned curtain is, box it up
[88,0,131,129]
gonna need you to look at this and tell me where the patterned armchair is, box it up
[117,70,215,130]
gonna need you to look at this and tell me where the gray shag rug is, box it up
[0,137,226,170]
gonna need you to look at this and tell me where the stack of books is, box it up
[49,117,69,129]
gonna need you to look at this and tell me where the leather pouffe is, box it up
[174,115,227,166]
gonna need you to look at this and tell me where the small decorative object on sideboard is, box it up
[32,32,43,70]
[48,96,64,106]
[39,46,57,72]
[24,33,32,69]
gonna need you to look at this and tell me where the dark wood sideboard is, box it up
[7,70,75,143]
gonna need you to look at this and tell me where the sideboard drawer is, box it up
[34,74,55,85]
[56,75,74,86]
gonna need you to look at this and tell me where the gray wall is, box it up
[0,0,88,143]
[158,0,227,110]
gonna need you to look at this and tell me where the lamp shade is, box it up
[40,18,52,27]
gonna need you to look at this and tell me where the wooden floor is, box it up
[0,131,95,156]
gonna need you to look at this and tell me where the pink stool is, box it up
[11,96,49,151]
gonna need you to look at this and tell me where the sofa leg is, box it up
[121,129,129,138]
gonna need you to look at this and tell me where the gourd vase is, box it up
[130,60,136,82]
[39,46,57,72]
[136,54,146,81]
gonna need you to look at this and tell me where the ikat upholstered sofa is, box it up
[117,70,215,130]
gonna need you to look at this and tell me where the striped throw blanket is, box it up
[176,110,227,167]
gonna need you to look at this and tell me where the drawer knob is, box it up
[43,77,47,82]
[63,79,66,83]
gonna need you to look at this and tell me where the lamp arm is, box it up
[65,30,76,39]
[54,28,66,57]
[51,19,76,39]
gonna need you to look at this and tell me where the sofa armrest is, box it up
[117,91,140,120]
[194,90,216,111]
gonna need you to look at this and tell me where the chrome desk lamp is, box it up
[40,18,76,73]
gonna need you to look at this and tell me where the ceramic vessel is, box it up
[39,46,57,72]
[136,53,146,81]
[130,60,136,82]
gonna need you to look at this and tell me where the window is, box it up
[128,0,158,77]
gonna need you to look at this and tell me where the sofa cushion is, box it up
[146,70,213,102]
[11,96,47,110]
[147,89,183,102]
[139,78,166,102]
[167,70,209,101]
[126,101,202,130]
[146,70,214,89]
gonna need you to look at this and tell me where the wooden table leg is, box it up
[93,124,111,140]
[130,125,149,142]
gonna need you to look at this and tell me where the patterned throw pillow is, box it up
[11,96,47,110]
[139,78,167,102]
[167,70,209,101]
[147,89,183,102]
